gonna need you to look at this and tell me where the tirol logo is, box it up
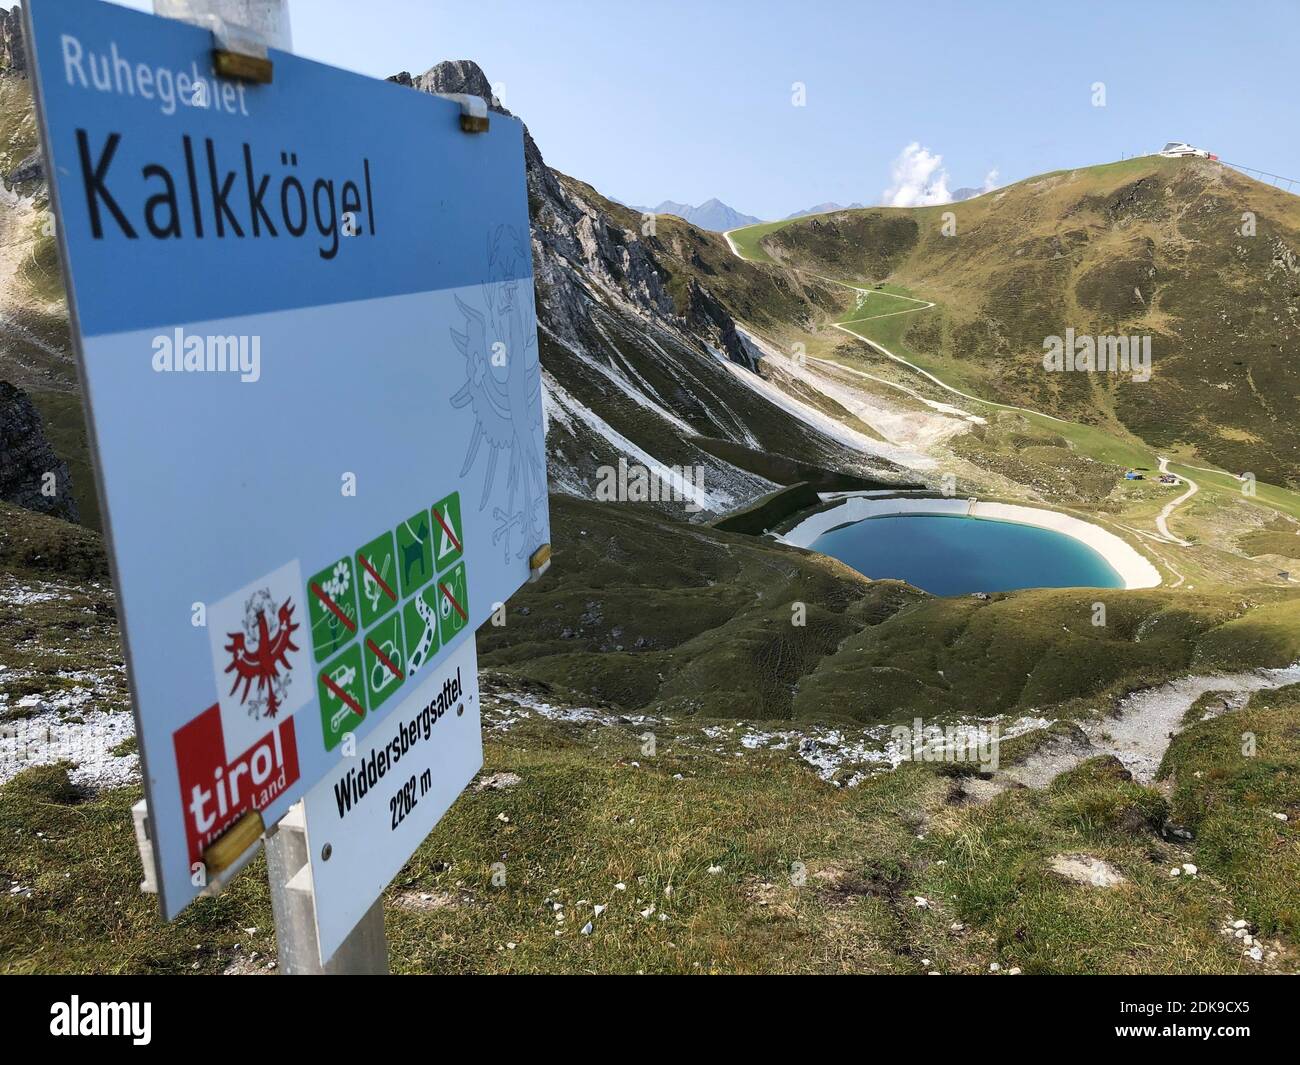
[207,560,311,760]
[173,703,300,867]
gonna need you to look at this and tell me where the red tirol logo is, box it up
[173,704,300,865]
[223,590,300,720]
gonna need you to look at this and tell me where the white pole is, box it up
[152,0,293,51]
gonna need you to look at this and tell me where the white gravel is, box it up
[0,708,139,788]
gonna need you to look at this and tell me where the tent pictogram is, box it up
[431,492,464,571]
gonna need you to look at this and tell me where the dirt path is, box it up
[1004,663,1300,789]
[1155,457,1198,546]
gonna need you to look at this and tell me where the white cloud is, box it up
[980,167,1000,192]
[883,143,952,207]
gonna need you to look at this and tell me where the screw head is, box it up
[321,843,333,861]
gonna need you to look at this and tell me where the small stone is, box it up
[496,812,510,823]
[913,896,930,908]
[1170,867,1181,876]
[593,904,606,916]
[615,882,626,891]
[1232,919,1248,929]
[1248,946,1264,962]
[707,865,723,874]
[1273,813,1289,821]
[989,962,1001,972]
[581,921,593,935]
[921,959,931,967]
[1007,967,1022,975]
[1182,863,1198,876]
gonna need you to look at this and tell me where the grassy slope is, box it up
[731,166,1300,526]
[6,681,1298,974]
[733,157,1300,489]
[6,491,1300,732]
[1160,683,1300,939]
[3,491,1300,972]
[478,497,1300,723]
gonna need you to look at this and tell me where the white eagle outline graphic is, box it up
[450,224,546,562]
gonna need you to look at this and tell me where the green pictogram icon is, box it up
[318,643,366,751]
[431,491,464,572]
[436,561,469,644]
[401,585,442,679]
[355,529,399,627]
[395,509,434,598]
[306,556,359,662]
[363,611,406,710]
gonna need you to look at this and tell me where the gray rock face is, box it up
[382,60,891,513]
[1,5,25,77]
[0,380,78,521]
[389,59,749,367]
[7,148,40,184]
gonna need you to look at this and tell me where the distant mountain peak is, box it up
[630,198,762,232]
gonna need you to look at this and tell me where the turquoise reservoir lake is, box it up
[810,514,1124,596]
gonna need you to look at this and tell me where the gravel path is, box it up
[1006,663,1300,789]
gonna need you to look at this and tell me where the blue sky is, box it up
[114,0,1300,219]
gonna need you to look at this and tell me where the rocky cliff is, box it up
[0,6,24,77]
[389,60,905,513]
[0,379,77,520]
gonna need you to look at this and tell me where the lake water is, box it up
[810,514,1124,596]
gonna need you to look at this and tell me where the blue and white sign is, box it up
[25,0,548,919]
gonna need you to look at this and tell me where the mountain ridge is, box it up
[629,198,762,232]
[746,156,1300,486]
